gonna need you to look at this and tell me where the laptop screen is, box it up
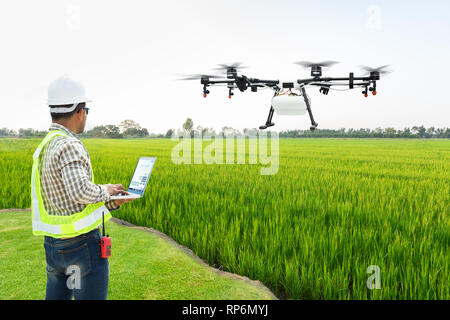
[128,157,156,195]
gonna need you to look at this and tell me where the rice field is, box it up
[0,137,449,299]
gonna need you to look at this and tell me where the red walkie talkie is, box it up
[101,211,111,259]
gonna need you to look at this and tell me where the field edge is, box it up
[0,207,278,300]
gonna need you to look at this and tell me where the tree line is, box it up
[1,119,448,139]
[278,126,450,138]
[178,119,449,139]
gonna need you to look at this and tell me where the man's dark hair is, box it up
[50,102,86,121]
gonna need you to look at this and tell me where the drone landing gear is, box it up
[259,106,275,130]
[300,87,318,131]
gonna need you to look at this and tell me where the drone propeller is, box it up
[213,62,248,79]
[294,60,340,68]
[359,65,391,75]
[295,60,339,68]
[213,62,248,71]
[295,60,339,77]
[178,74,223,81]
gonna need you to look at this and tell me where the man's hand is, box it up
[105,184,126,196]
[105,184,137,206]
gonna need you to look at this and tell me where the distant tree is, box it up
[0,128,16,137]
[123,127,140,136]
[119,120,141,133]
[182,118,194,137]
[122,127,148,137]
[435,128,446,138]
[194,125,203,138]
[417,126,426,138]
[221,126,238,137]
[18,128,34,137]
[165,129,175,138]
[141,128,149,137]
[373,127,382,137]
[34,130,47,137]
[85,125,107,137]
[104,125,122,138]
[202,127,216,137]
[426,127,436,137]
[384,127,396,138]
[402,127,412,138]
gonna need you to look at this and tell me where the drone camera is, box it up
[282,82,294,89]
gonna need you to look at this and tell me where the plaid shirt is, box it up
[39,123,119,216]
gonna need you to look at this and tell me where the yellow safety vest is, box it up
[31,130,111,238]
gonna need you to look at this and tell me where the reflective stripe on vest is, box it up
[31,130,111,238]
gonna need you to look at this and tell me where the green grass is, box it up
[0,137,449,299]
[0,211,275,300]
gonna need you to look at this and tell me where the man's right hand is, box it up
[105,184,126,196]
[104,184,138,206]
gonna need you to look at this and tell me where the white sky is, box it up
[0,0,449,133]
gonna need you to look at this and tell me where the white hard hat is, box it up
[47,74,92,106]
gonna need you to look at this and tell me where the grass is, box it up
[0,211,275,300]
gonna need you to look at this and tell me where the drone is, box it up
[180,61,390,131]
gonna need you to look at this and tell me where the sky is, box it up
[0,0,449,133]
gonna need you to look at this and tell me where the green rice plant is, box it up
[0,137,448,299]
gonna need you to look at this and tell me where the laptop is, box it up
[110,157,156,200]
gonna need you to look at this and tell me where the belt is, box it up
[44,227,100,242]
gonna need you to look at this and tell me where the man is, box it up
[31,75,135,300]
